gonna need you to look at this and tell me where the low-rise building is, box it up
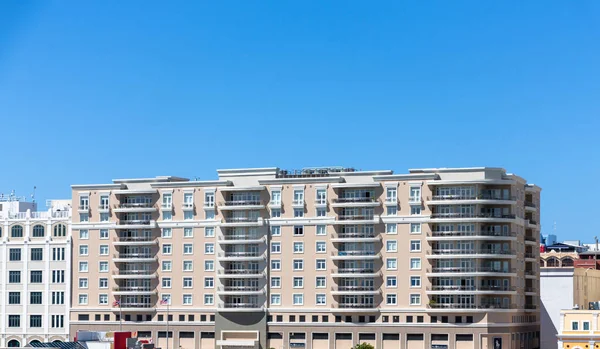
[557,309,600,348]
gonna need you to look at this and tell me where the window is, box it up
[31,248,43,261]
[584,321,590,331]
[386,187,397,202]
[182,294,192,305]
[100,195,109,210]
[32,225,45,237]
[100,213,109,222]
[205,243,214,254]
[204,277,214,288]
[411,206,421,215]
[183,244,193,254]
[54,224,66,237]
[294,226,304,236]
[387,206,397,216]
[316,189,327,204]
[11,225,23,237]
[271,226,281,236]
[79,213,89,222]
[572,322,579,330]
[293,294,304,305]
[52,247,65,261]
[316,225,326,235]
[387,258,397,270]
[410,258,421,270]
[293,189,304,204]
[410,240,421,252]
[411,223,421,234]
[386,240,397,252]
[316,259,326,270]
[410,276,421,288]
[184,211,193,220]
[161,294,171,305]
[386,224,397,234]
[79,245,89,256]
[79,230,89,239]
[79,294,88,305]
[51,291,65,305]
[30,292,42,305]
[271,190,281,205]
[9,292,20,304]
[204,192,215,207]
[9,248,21,261]
[294,208,304,218]
[316,207,326,217]
[162,228,172,238]
[8,315,20,327]
[316,276,326,288]
[51,315,64,328]
[271,260,281,270]
[99,278,108,288]
[162,261,172,271]
[316,294,326,305]
[271,242,281,253]
[99,262,109,272]
[410,187,421,201]
[162,211,172,220]
[100,229,109,239]
[271,277,281,288]
[271,294,281,305]
[205,227,215,237]
[271,209,281,218]
[294,242,304,253]
[205,210,215,220]
[79,262,88,272]
[182,260,193,271]
[162,193,172,208]
[316,241,326,253]
[99,294,108,305]
[162,278,172,288]
[410,294,421,305]
[30,271,43,283]
[99,245,109,255]
[386,276,397,288]
[204,294,214,305]
[52,270,65,283]
[184,228,193,238]
[183,277,193,288]
[293,277,304,288]
[79,195,89,209]
[79,278,88,288]
[9,271,21,283]
[293,259,304,270]
[204,260,214,271]
[386,294,397,305]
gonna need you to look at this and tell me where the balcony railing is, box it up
[115,236,156,242]
[427,285,516,292]
[333,232,377,239]
[525,252,536,258]
[525,201,536,208]
[218,286,262,292]
[78,205,89,211]
[429,249,515,255]
[333,286,377,292]
[222,303,262,309]
[528,219,538,225]
[333,197,377,203]
[113,270,154,275]
[218,269,264,275]
[223,217,260,223]
[117,303,154,308]
[525,287,537,293]
[430,213,516,219]
[336,303,375,309]
[161,204,172,210]
[117,203,153,209]
[525,236,537,242]
[428,267,517,273]
[221,251,261,258]
[113,286,153,292]
[428,303,517,309]
[98,205,110,210]
[429,195,516,201]
[525,304,538,309]
[182,203,194,209]
[113,253,155,259]
[221,234,263,241]
[337,215,375,221]
[525,270,537,276]
[221,200,264,206]
[333,268,378,274]
[315,199,327,205]
[429,231,516,238]
[334,250,377,256]
[409,197,421,203]
[118,219,152,225]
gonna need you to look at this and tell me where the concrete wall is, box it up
[215,311,266,349]
[541,268,574,349]
[573,268,600,307]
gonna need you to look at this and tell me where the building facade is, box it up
[0,198,71,347]
[557,309,600,348]
[69,167,541,349]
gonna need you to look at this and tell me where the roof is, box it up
[27,342,86,349]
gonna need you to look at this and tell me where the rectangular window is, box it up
[8,315,20,328]
[205,243,214,254]
[293,189,304,204]
[9,271,21,283]
[316,189,327,205]
[79,213,89,222]
[204,294,214,305]
[162,228,172,238]
[8,292,20,304]
[100,213,109,222]
[51,315,64,328]
[271,277,281,288]
[183,294,193,305]
[293,259,304,271]
[99,278,108,288]
[183,211,194,220]
[79,230,89,239]
[386,294,397,305]
[410,258,421,270]
[204,260,214,271]
[294,208,304,218]
[271,208,281,218]
[183,244,193,254]
[99,262,108,272]
[584,321,590,331]
[99,294,108,305]
[294,226,304,236]
[386,224,397,234]
[31,248,43,261]
[79,262,88,272]
[386,187,397,202]
[316,241,326,253]
[271,226,281,236]
[387,258,397,270]
[271,260,281,270]
[270,190,281,205]
[410,276,421,288]
[205,227,215,237]
[9,248,21,261]
[293,242,304,253]
[572,322,579,330]
[30,292,42,305]
[271,242,281,253]
[183,261,193,271]
[316,259,326,270]
[271,294,281,305]
[163,211,172,220]
[51,292,65,305]
[30,271,43,283]
[79,245,88,256]
[316,276,326,288]
[205,210,215,220]
[293,277,304,288]
[52,270,65,283]
[410,223,421,234]
[387,206,397,216]
[316,294,326,305]
[410,187,421,201]
[410,240,421,252]
[386,240,397,252]
[204,277,214,288]
[293,294,304,305]
[183,277,193,288]
[411,206,421,215]
[162,278,172,288]
[79,294,88,305]
[162,193,172,209]
[100,229,109,239]
[162,261,172,271]
[99,245,109,255]
[79,278,88,288]
[316,208,326,217]
[204,192,215,207]
[99,195,109,210]
[316,225,326,235]
[410,294,421,305]
[386,276,397,288]
[52,248,65,261]
[184,227,193,238]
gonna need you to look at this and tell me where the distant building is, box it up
[557,308,600,348]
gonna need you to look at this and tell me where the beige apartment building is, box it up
[69,167,541,349]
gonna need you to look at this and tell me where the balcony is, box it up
[113,303,156,311]
[331,286,380,295]
[330,197,379,208]
[333,303,378,312]
[525,287,537,294]
[98,205,110,213]
[217,251,264,262]
[408,197,422,204]
[218,234,265,244]
[331,268,381,278]
[429,213,516,222]
[217,269,265,278]
[525,201,536,211]
[182,203,194,211]
[219,200,265,210]
[525,304,538,310]
[219,303,264,312]
[160,204,173,212]
[113,236,158,246]
[114,219,156,229]
[525,235,537,243]
[427,249,515,259]
[426,267,517,276]
[217,286,265,295]
[427,303,518,310]
[525,252,536,259]
[331,251,379,260]
[427,231,516,241]
[112,270,157,279]
[221,217,262,227]
[334,214,378,224]
[77,205,90,213]
[527,219,539,228]
[113,203,156,213]
[113,253,157,262]
[112,286,156,295]
[331,232,379,243]
[525,270,538,277]
[426,285,517,295]
[426,195,516,205]
[291,200,305,208]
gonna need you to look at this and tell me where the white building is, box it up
[0,197,71,347]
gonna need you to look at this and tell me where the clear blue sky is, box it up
[1,1,598,240]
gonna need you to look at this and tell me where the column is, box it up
[44,224,51,341]
[594,313,599,332]
[557,339,563,349]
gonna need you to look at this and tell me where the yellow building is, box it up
[558,309,600,348]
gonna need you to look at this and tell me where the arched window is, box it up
[562,257,574,267]
[29,340,42,346]
[52,341,63,344]
[547,257,559,267]
[7,339,20,347]
[54,224,66,237]
[11,225,23,238]
[32,225,45,237]
[540,259,546,268]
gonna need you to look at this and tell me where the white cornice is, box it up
[151,180,231,188]
[259,177,344,185]
[373,174,438,181]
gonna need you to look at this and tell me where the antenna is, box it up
[31,186,36,203]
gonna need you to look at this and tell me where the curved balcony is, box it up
[525,252,536,261]
[331,232,380,243]
[217,286,265,296]
[426,231,517,241]
[221,217,263,227]
[331,268,381,278]
[330,197,380,208]
[113,203,157,213]
[426,249,516,259]
[525,201,537,211]
[113,253,157,263]
[333,215,379,225]
[77,205,90,213]
[426,195,516,206]
[114,220,157,229]
[111,302,156,312]
[426,267,517,277]
[429,213,516,223]
[219,303,264,312]
[218,234,266,245]
[525,287,537,294]
[112,270,157,279]
[525,270,538,278]
[217,269,265,279]
[219,200,266,210]
[113,236,158,246]
[331,286,380,295]
[427,303,518,311]
[217,251,265,262]
[426,285,517,295]
[112,286,157,296]
[331,251,380,261]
